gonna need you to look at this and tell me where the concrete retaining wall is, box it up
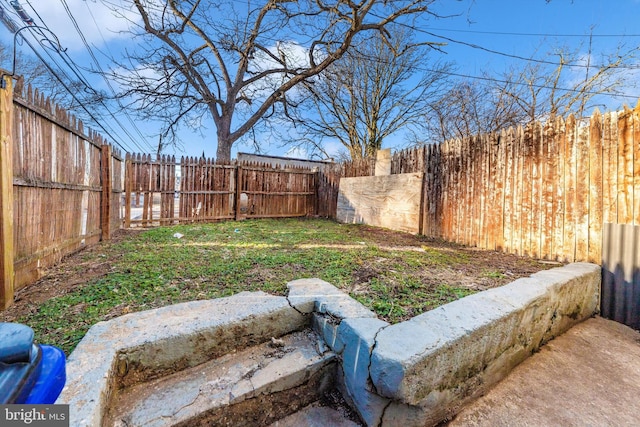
[307,263,601,426]
[59,263,600,427]
[58,292,310,426]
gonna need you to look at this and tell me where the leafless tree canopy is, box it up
[104,0,447,160]
[422,43,639,142]
[288,27,451,160]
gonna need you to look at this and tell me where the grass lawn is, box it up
[1,218,554,354]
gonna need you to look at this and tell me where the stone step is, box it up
[104,330,336,427]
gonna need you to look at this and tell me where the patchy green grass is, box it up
[2,218,553,354]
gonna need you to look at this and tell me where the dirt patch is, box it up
[1,229,142,323]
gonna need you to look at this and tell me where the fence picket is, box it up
[553,116,566,260]
[588,111,604,263]
[575,121,590,261]
[540,121,553,259]
[633,103,640,226]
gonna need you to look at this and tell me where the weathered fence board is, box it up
[0,82,123,305]
[123,157,318,226]
[588,111,603,263]
[0,77,14,308]
[381,106,640,265]
[602,112,618,224]
[618,108,634,224]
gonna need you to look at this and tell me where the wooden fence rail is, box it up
[123,156,321,226]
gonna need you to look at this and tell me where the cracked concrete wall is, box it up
[59,292,310,427]
[59,264,600,427]
[292,264,600,427]
[287,279,391,426]
[373,263,599,426]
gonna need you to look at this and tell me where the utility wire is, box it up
[0,3,135,152]
[419,26,640,38]
[341,48,640,100]
[2,0,152,152]
[367,12,640,70]
[21,0,153,152]
[58,0,153,149]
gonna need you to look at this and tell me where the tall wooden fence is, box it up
[0,78,123,309]
[381,105,640,266]
[123,155,320,226]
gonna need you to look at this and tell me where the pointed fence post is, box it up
[0,76,14,309]
[101,144,112,240]
[124,153,132,228]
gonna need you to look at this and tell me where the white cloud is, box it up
[251,41,310,72]
[11,0,139,52]
[321,140,344,160]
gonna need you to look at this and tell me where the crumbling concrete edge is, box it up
[288,264,601,427]
[57,263,600,427]
[57,292,309,427]
[371,262,601,426]
[286,278,391,425]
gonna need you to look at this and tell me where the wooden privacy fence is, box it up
[123,155,323,226]
[380,105,640,265]
[1,78,123,308]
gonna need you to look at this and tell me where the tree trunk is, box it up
[216,139,232,162]
[215,114,233,162]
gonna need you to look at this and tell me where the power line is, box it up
[58,0,153,149]
[2,0,154,152]
[342,49,640,101]
[367,12,640,71]
[418,29,640,70]
[0,3,136,152]
[420,26,640,38]
[22,0,153,152]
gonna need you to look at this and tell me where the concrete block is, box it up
[313,314,345,354]
[287,278,377,319]
[338,318,390,427]
[369,263,601,426]
[59,292,308,426]
[288,278,377,354]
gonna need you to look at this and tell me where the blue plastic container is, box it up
[0,323,66,404]
[24,345,66,404]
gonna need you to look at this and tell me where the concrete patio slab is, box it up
[448,316,640,427]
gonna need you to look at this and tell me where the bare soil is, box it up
[2,229,143,323]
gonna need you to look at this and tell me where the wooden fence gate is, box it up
[123,154,319,226]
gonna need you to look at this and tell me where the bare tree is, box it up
[104,0,450,161]
[422,43,639,142]
[288,27,452,160]
[422,75,521,142]
[496,44,638,122]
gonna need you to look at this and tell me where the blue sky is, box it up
[0,0,638,159]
